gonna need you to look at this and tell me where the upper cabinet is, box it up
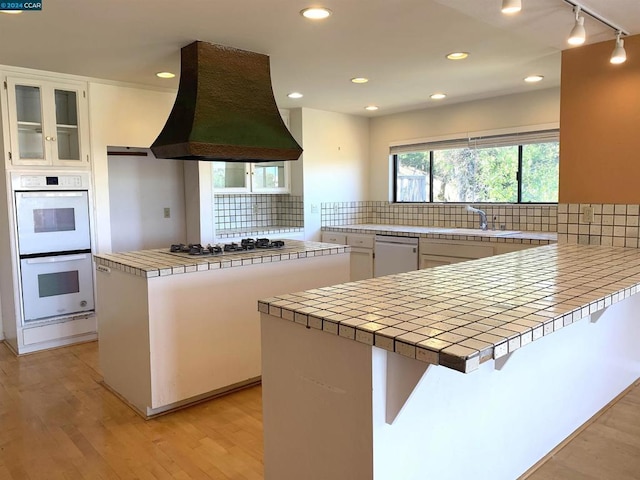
[5,76,90,167]
[212,161,290,194]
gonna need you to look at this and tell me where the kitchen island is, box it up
[258,243,640,479]
[94,240,350,417]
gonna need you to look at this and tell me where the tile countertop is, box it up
[258,243,640,374]
[324,224,557,244]
[93,240,349,279]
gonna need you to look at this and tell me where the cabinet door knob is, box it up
[45,136,56,141]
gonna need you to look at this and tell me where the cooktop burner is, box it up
[167,238,286,257]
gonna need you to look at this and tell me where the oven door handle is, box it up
[24,254,90,264]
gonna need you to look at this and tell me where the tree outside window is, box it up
[394,138,558,204]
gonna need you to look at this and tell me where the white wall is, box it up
[108,150,186,252]
[88,82,176,253]
[295,108,370,240]
[369,88,561,201]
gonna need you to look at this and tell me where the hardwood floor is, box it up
[0,341,263,479]
[0,340,638,479]
[526,378,640,480]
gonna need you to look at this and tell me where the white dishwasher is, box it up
[374,235,419,277]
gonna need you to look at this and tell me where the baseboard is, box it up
[518,377,640,479]
[100,376,262,420]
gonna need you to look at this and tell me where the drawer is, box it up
[23,315,97,345]
[420,254,475,269]
[347,234,374,249]
[421,242,494,259]
[321,232,347,245]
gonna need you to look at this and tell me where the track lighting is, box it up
[567,6,586,45]
[561,1,629,65]
[610,32,627,64]
[501,0,521,14]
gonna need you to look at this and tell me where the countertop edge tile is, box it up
[258,243,640,375]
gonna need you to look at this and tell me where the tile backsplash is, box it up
[557,203,640,247]
[215,194,303,231]
[321,202,558,232]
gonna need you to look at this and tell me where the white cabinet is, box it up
[321,231,374,281]
[321,232,346,245]
[212,161,290,193]
[347,234,374,281]
[5,76,90,167]
[419,239,494,269]
[419,238,539,269]
[420,254,470,269]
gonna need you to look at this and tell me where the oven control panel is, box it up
[11,172,90,190]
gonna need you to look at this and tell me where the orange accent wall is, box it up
[560,34,640,203]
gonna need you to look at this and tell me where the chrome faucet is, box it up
[466,205,488,231]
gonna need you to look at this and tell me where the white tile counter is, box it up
[259,243,640,373]
[323,223,556,244]
[259,243,640,480]
[93,240,349,278]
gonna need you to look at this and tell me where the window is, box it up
[393,129,559,203]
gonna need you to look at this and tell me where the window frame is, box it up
[392,130,558,205]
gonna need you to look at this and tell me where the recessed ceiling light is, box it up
[524,75,544,83]
[365,105,379,111]
[300,7,332,19]
[430,93,447,100]
[351,77,369,84]
[446,52,469,60]
[288,92,304,99]
[0,10,22,14]
[156,72,175,79]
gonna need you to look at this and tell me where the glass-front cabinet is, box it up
[213,162,250,192]
[6,76,89,167]
[213,161,290,193]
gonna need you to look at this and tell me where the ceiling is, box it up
[0,0,638,117]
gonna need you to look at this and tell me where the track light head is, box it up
[501,0,522,14]
[610,32,627,64]
[568,8,586,46]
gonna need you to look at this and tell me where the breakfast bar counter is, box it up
[258,243,640,480]
[93,240,350,417]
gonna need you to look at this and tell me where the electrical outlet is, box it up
[310,204,318,214]
[252,204,259,214]
[582,205,594,223]
[163,207,170,218]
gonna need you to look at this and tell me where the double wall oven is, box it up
[12,172,94,323]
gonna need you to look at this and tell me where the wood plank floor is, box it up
[0,341,638,479]
[0,341,263,479]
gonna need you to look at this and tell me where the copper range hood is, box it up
[150,41,302,163]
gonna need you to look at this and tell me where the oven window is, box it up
[33,208,76,233]
[38,271,80,298]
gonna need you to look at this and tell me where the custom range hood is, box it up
[151,41,302,163]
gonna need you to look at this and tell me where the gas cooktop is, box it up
[165,238,286,257]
